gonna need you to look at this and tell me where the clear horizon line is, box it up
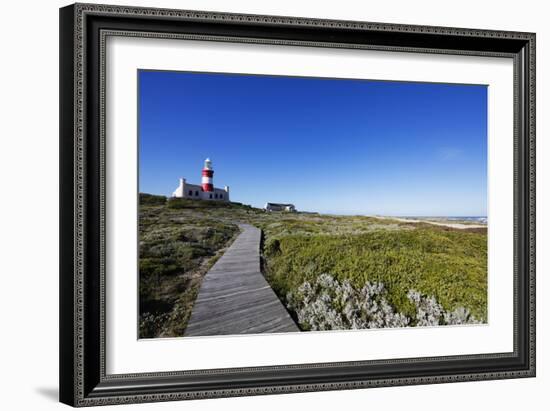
[140,191,486,218]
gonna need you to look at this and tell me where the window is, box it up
[214,194,218,199]
[188,190,193,196]
[209,194,212,199]
[195,191,198,196]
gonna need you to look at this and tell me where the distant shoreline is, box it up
[140,193,487,228]
[375,216,487,230]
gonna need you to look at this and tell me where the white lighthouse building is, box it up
[172,158,230,202]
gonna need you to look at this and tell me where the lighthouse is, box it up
[172,158,230,202]
[201,158,214,192]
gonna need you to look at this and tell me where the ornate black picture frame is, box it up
[59,3,535,407]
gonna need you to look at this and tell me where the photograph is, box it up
[56,2,537,406]
[137,70,488,339]
[56,0,540,409]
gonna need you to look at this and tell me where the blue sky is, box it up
[139,70,487,216]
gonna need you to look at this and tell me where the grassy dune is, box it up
[139,195,487,337]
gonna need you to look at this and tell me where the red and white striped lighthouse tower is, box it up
[201,158,214,192]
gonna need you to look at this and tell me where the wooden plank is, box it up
[185,224,299,336]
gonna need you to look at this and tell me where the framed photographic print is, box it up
[59,3,536,407]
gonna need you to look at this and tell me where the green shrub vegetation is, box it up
[139,192,167,205]
[139,198,239,338]
[138,194,487,337]
[263,225,487,321]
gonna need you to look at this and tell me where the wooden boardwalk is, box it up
[185,224,299,336]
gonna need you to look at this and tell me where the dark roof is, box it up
[265,203,295,207]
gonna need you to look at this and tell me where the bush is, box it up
[287,274,409,330]
[139,192,167,205]
[264,227,487,320]
[167,198,229,209]
[139,312,170,338]
[264,238,281,257]
[166,197,255,210]
[287,274,481,331]
[138,200,240,338]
